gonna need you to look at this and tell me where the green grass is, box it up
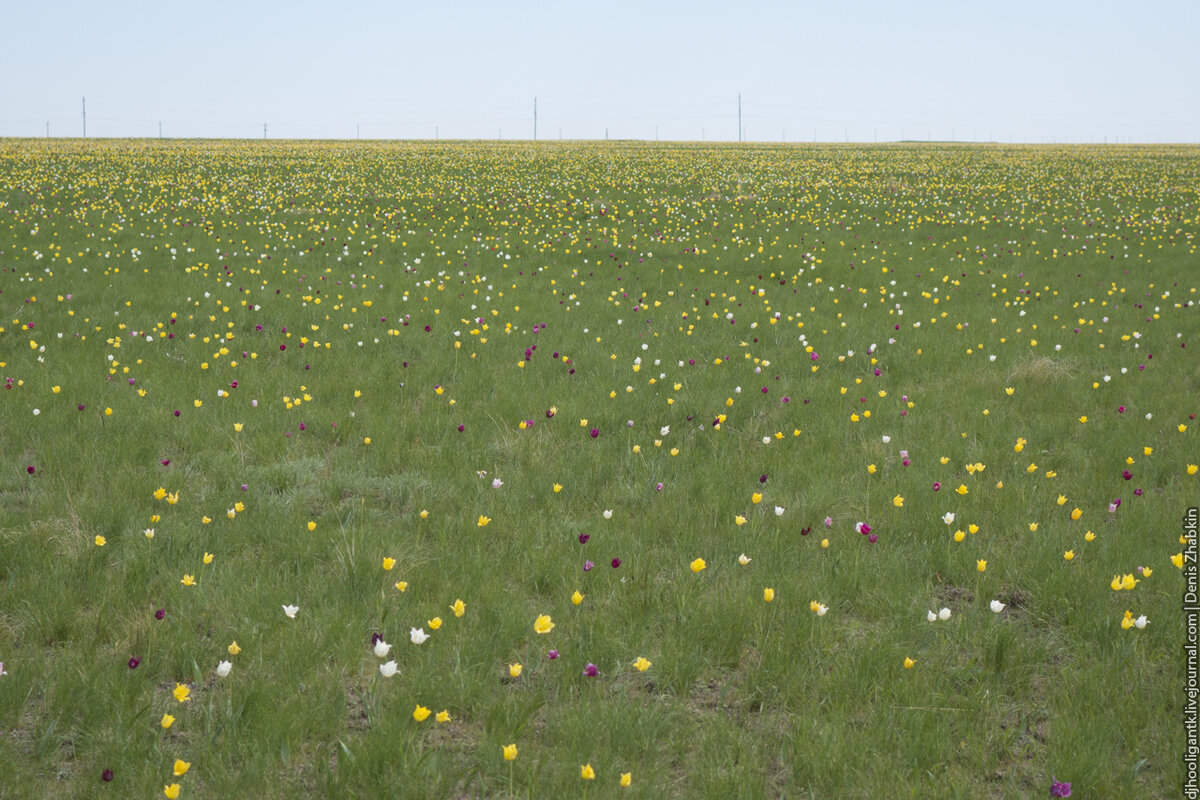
[0,138,1196,798]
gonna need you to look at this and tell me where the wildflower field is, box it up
[0,138,1197,798]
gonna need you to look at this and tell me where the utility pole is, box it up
[46,121,49,138]
[655,125,658,142]
[782,125,785,143]
[159,121,163,139]
[737,93,742,142]
[263,123,267,139]
[533,96,537,141]
[357,123,360,140]
[435,126,439,139]
[82,97,86,138]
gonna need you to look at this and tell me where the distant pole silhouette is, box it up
[82,97,86,138]
[46,121,49,138]
[159,122,163,139]
[737,93,742,142]
[533,96,538,141]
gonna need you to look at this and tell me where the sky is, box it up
[1,0,1196,143]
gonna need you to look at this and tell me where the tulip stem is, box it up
[762,603,777,658]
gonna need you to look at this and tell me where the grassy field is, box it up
[0,138,1196,799]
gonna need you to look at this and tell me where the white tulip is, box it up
[1134,615,1149,629]
[938,607,952,621]
[374,640,392,658]
[282,605,299,619]
[602,509,613,519]
[410,627,429,645]
[216,660,232,678]
[942,512,956,525]
[379,660,398,677]
[927,610,937,622]
[990,600,1006,613]
[774,506,785,517]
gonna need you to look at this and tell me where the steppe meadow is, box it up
[0,138,1197,798]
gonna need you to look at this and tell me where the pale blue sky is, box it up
[2,0,1196,142]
